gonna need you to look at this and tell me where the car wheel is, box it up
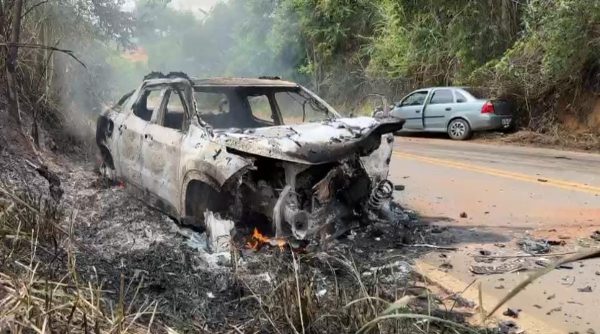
[447,119,472,140]
[184,181,227,230]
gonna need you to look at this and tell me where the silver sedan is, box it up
[390,87,514,140]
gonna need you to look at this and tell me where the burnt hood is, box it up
[211,117,405,164]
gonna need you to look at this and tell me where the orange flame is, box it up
[246,228,286,251]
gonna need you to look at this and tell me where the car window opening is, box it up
[193,86,332,129]
[134,89,163,121]
[163,89,187,131]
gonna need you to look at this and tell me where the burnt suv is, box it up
[96,73,405,240]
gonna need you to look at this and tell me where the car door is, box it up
[141,84,189,215]
[117,86,166,188]
[423,88,455,131]
[391,90,428,130]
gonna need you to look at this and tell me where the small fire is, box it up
[246,228,286,251]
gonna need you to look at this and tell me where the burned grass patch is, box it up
[0,143,490,333]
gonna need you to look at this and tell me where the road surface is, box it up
[388,135,600,334]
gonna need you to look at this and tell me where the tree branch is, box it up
[21,0,49,19]
[0,42,86,68]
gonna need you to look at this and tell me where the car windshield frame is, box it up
[191,85,341,129]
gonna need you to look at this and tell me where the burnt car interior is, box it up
[194,86,331,129]
[162,89,188,130]
[132,86,188,131]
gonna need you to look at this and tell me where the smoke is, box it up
[44,0,307,144]
[131,0,307,81]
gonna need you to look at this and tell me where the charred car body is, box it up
[96,73,405,240]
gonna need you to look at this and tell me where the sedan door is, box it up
[117,87,166,188]
[391,90,428,130]
[423,88,455,131]
[141,85,189,216]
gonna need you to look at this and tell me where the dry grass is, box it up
[0,181,159,334]
[234,250,487,334]
[475,127,600,152]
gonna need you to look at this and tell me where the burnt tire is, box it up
[447,118,472,140]
[184,181,226,230]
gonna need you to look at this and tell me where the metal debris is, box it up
[204,211,234,253]
[578,285,593,293]
[502,308,521,318]
[517,238,550,254]
[470,261,527,275]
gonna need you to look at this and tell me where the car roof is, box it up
[418,86,469,91]
[192,77,299,88]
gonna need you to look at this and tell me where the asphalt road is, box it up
[388,135,600,334]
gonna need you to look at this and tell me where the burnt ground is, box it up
[0,112,488,333]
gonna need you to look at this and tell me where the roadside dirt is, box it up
[473,130,600,153]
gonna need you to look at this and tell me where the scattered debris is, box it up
[547,294,556,300]
[470,261,526,275]
[533,304,542,309]
[578,286,593,293]
[439,262,453,271]
[502,308,521,318]
[591,231,600,241]
[459,212,468,218]
[430,225,447,234]
[400,243,457,251]
[546,306,562,315]
[517,238,550,254]
[204,211,234,253]
[546,239,566,246]
[498,320,523,334]
[495,285,505,289]
[535,258,573,269]
[537,178,548,183]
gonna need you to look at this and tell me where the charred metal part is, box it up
[96,73,405,241]
[368,180,394,210]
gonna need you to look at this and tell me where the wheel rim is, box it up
[450,121,466,138]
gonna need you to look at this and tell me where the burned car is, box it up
[96,73,405,240]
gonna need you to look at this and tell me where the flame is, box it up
[246,228,286,251]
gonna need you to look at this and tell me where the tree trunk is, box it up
[5,0,24,126]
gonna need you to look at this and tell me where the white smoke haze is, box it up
[123,0,225,16]
[51,0,306,144]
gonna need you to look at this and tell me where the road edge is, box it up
[414,260,564,334]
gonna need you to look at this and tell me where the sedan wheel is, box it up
[447,119,472,140]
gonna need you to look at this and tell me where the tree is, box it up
[4,0,24,126]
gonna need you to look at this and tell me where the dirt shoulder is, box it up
[472,129,600,153]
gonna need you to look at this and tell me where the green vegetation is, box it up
[123,0,600,131]
[4,0,600,132]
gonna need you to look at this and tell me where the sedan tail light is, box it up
[481,101,495,114]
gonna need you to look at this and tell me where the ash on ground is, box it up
[0,118,479,333]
